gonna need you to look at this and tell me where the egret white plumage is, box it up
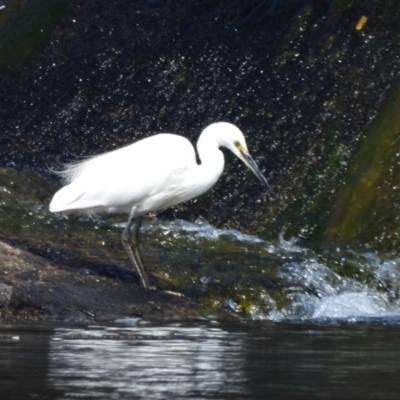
[50,122,272,289]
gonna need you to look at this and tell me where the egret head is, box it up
[205,122,273,193]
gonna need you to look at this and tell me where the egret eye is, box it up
[234,140,241,148]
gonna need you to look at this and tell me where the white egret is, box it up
[50,122,272,289]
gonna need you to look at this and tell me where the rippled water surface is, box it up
[2,320,400,399]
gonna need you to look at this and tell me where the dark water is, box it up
[1,320,400,399]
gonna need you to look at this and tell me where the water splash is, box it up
[121,218,400,323]
[267,247,400,323]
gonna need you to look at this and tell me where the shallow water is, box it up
[1,320,400,399]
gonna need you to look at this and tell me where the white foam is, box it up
[117,217,266,245]
[311,292,389,319]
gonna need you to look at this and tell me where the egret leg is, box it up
[121,207,150,289]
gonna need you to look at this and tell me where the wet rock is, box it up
[0,240,207,323]
[0,283,12,306]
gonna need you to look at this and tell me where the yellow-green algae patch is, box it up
[324,76,400,250]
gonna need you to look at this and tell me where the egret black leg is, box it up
[121,207,150,288]
[131,217,144,270]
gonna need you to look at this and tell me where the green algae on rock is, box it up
[323,76,400,251]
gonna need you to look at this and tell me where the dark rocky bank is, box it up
[0,239,210,323]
